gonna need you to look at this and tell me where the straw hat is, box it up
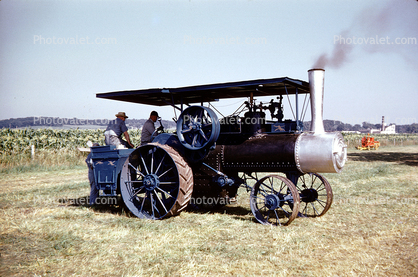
[115,112,128,118]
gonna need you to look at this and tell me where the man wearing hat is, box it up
[141,111,159,145]
[104,112,134,148]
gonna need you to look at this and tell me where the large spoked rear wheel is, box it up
[120,143,193,219]
[250,175,300,226]
[296,173,333,217]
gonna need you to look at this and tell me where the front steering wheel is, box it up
[176,106,220,150]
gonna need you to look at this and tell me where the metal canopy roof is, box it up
[96,77,310,106]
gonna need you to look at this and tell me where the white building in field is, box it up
[370,116,396,134]
[381,124,396,134]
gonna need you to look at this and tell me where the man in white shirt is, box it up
[104,112,134,148]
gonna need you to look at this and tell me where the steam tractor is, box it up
[92,69,347,226]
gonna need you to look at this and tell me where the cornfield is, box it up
[2,128,418,155]
[2,128,418,153]
[0,128,142,154]
[0,128,142,171]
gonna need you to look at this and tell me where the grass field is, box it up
[1,145,417,276]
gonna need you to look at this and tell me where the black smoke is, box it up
[313,0,418,70]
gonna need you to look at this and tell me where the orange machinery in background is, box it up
[357,134,380,150]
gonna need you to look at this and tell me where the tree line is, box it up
[310,120,418,133]
[0,117,176,129]
[0,117,417,133]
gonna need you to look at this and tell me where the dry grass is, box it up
[1,146,418,276]
[0,148,86,174]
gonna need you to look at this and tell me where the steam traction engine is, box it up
[93,69,347,226]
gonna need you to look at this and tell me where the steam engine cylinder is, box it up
[221,132,346,174]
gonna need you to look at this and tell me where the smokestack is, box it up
[308,69,325,134]
[382,116,386,131]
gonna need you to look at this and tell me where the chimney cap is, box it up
[308,68,325,72]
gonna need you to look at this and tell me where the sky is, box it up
[1,0,417,126]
